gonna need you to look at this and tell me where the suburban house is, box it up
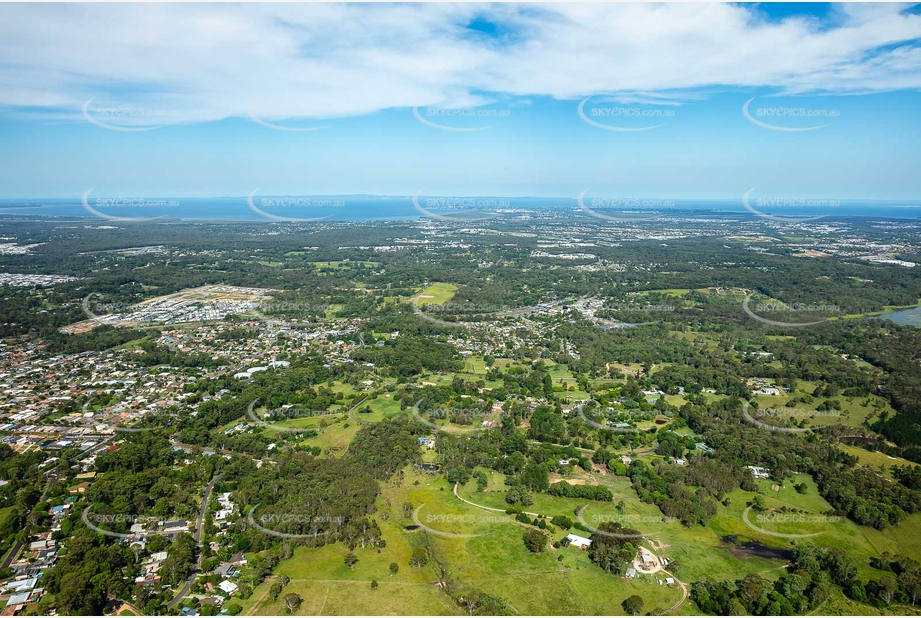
[218,580,239,595]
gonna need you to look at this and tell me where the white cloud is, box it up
[0,2,918,124]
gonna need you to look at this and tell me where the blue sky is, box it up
[0,3,919,200]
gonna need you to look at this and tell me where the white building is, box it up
[566,534,592,549]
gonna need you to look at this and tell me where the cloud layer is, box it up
[0,3,919,124]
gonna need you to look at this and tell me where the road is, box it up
[452,483,540,518]
[345,396,370,422]
[166,473,223,610]
[169,438,272,464]
[660,569,689,615]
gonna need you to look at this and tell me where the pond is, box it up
[721,535,794,561]
[874,306,921,326]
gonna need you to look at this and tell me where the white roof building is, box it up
[219,580,239,594]
[566,534,592,549]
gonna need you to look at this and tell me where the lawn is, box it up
[838,444,917,474]
[861,512,921,563]
[414,283,457,306]
[709,473,884,580]
[296,418,362,456]
[354,393,405,422]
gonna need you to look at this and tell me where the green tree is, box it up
[522,529,549,553]
[284,593,303,613]
[410,548,429,567]
[622,595,644,616]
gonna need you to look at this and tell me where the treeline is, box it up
[353,335,462,376]
[547,481,612,501]
[587,521,640,574]
[693,545,921,614]
[813,465,921,529]
[44,324,151,353]
[629,459,719,527]
[230,416,425,543]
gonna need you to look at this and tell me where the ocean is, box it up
[0,197,919,223]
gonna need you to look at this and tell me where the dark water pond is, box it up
[722,535,794,561]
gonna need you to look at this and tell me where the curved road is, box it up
[661,569,689,615]
[452,482,540,518]
[166,473,223,610]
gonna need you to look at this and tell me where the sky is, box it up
[0,2,919,200]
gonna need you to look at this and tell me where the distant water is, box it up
[876,306,921,327]
[0,197,919,222]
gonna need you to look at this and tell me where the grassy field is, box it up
[235,355,921,616]
[242,466,685,616]
[861,512,921,561]
[455,468,786,587]
[710,473,883,580]
[750,379,895,433]
[355,393,404,422]
[414,283,457,306]
[838,444,917,476]
[239,453,921,616]
[296,418,362,455]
